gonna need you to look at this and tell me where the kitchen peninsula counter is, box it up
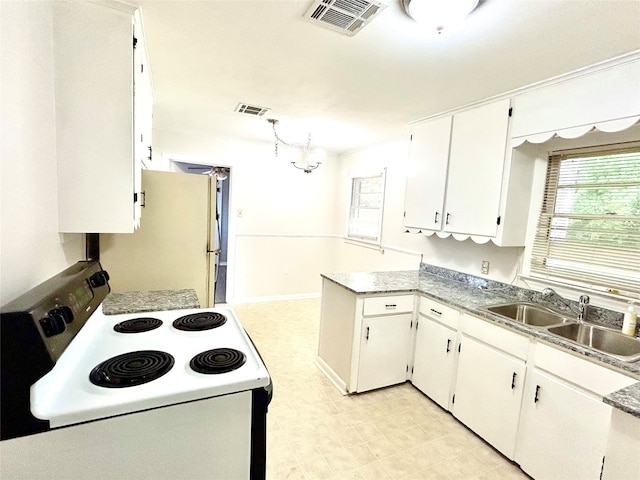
[102,289,200,315]
[322,268,640,417]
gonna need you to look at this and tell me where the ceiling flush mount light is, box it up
[267,119,323,174]
[402,0,479,34]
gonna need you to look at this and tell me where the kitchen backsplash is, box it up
[420,263,625,329]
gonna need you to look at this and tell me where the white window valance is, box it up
[512,116,640,147]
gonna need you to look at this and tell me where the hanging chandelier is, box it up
[267,118,323,173]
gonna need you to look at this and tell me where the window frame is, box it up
[528,141,640,298]
[346,168,387,245]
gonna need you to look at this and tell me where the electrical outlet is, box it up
[481,260,490,275]
[237,209,244,218]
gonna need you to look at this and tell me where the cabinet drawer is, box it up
[460,313,529,360]
[363,295,414,316]
[533,343,636,396]
[419,297,460,330]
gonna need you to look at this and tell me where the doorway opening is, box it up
[173,161,230,305]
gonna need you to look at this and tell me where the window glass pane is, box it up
[531,144,640,296]
[348,173,384,242]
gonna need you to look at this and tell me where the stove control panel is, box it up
[1,260,111,440]
[40,311,67,337]
[89,271,110,288]
[39,307,75,337]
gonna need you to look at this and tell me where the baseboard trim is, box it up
[314,356,349,395]
[231,292,321,304]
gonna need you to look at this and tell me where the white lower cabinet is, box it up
[516,369,611,480]
[452,334,526,459]
[316,284,415,394]
[357,312,413,393]
[412,297,459,409]
[602,409,640,480]
[318,283,639,479]
[515,343,636,480]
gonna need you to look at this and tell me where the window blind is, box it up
[531,143,640,295]
[348,174,384,241]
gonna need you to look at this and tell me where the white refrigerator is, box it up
[100,169,219,307]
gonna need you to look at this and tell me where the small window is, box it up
[347,170,386,243]
[531,142,640,296]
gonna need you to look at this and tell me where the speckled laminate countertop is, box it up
[102,289,200,315]
[603,383,640,417]
[321,269,640,417]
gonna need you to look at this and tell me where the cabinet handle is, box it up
[140,190,146,208]
[534,385,541,403]
[511,372,517,390]
[385,304,397,309]
[434,211,439,224]
[446,339,451,353]
[429,308,442,316]
[445,213,451,225]
[147,146,152,162]
[366,326,370,341]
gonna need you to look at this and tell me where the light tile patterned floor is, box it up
[234,299,531,480]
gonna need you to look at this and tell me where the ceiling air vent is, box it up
[234,103,270,116]
[304,0,387,36]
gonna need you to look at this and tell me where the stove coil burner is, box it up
[172,312,227,331]
[190,348,246,374]
[89,350,174,388]
[114,317,163,333]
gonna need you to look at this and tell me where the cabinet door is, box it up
[133,13,153,228]
[516,369,611,480]
[452,335,525,459]
[403,116,452,230]
[357,313,413,393]
[54,2,137,233]
[412,317,457,409]
[444,99,511,236]
[602,409,640,480]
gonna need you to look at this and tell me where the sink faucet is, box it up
[539,288,590,322]
[578,295,590,322]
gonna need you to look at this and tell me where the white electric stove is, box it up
[1,261,271,480]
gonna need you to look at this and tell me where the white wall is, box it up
[152,128,341,302]
[0,2,83,306]
[152,127,521,302]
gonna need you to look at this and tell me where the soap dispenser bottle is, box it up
[622,303,637,336]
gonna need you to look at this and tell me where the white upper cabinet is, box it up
[445,99,511,237]
[404,99,528,241]
[403,116,452,229]
[133,10,153,229]
[54,2,151,233]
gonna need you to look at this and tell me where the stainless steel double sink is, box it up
[484,302,640,362]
